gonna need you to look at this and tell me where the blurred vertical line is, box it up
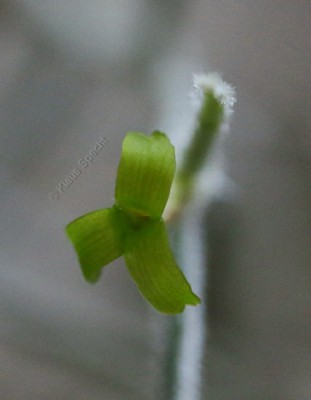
[164,211,206,400]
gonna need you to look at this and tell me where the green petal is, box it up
[124,220,201,314]
[66,207,125,283]
[115,131,176,219]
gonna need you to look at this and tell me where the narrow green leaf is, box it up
[180,90,223,177]
[66,207,125,282]
[115,131,176,219]
[124,220,201,314]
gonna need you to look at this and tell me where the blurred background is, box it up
[0,1,310,399]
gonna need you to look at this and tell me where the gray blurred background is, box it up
[0,1,310,399]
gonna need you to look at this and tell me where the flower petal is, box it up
[66,207,125,282]
[115,131,176,219]
[124,220,201,313]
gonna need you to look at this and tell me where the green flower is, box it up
[66,131,200,314]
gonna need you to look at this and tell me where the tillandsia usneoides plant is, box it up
[65,72,235,398]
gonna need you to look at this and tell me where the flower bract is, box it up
[66,131,200,313]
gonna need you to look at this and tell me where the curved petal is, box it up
[124,220,200,314]
[115,131,176,219]
[66,207,125,282]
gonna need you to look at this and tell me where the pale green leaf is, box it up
[115,131,175,219]
[124,219,201,314]
[66,207,125,282]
